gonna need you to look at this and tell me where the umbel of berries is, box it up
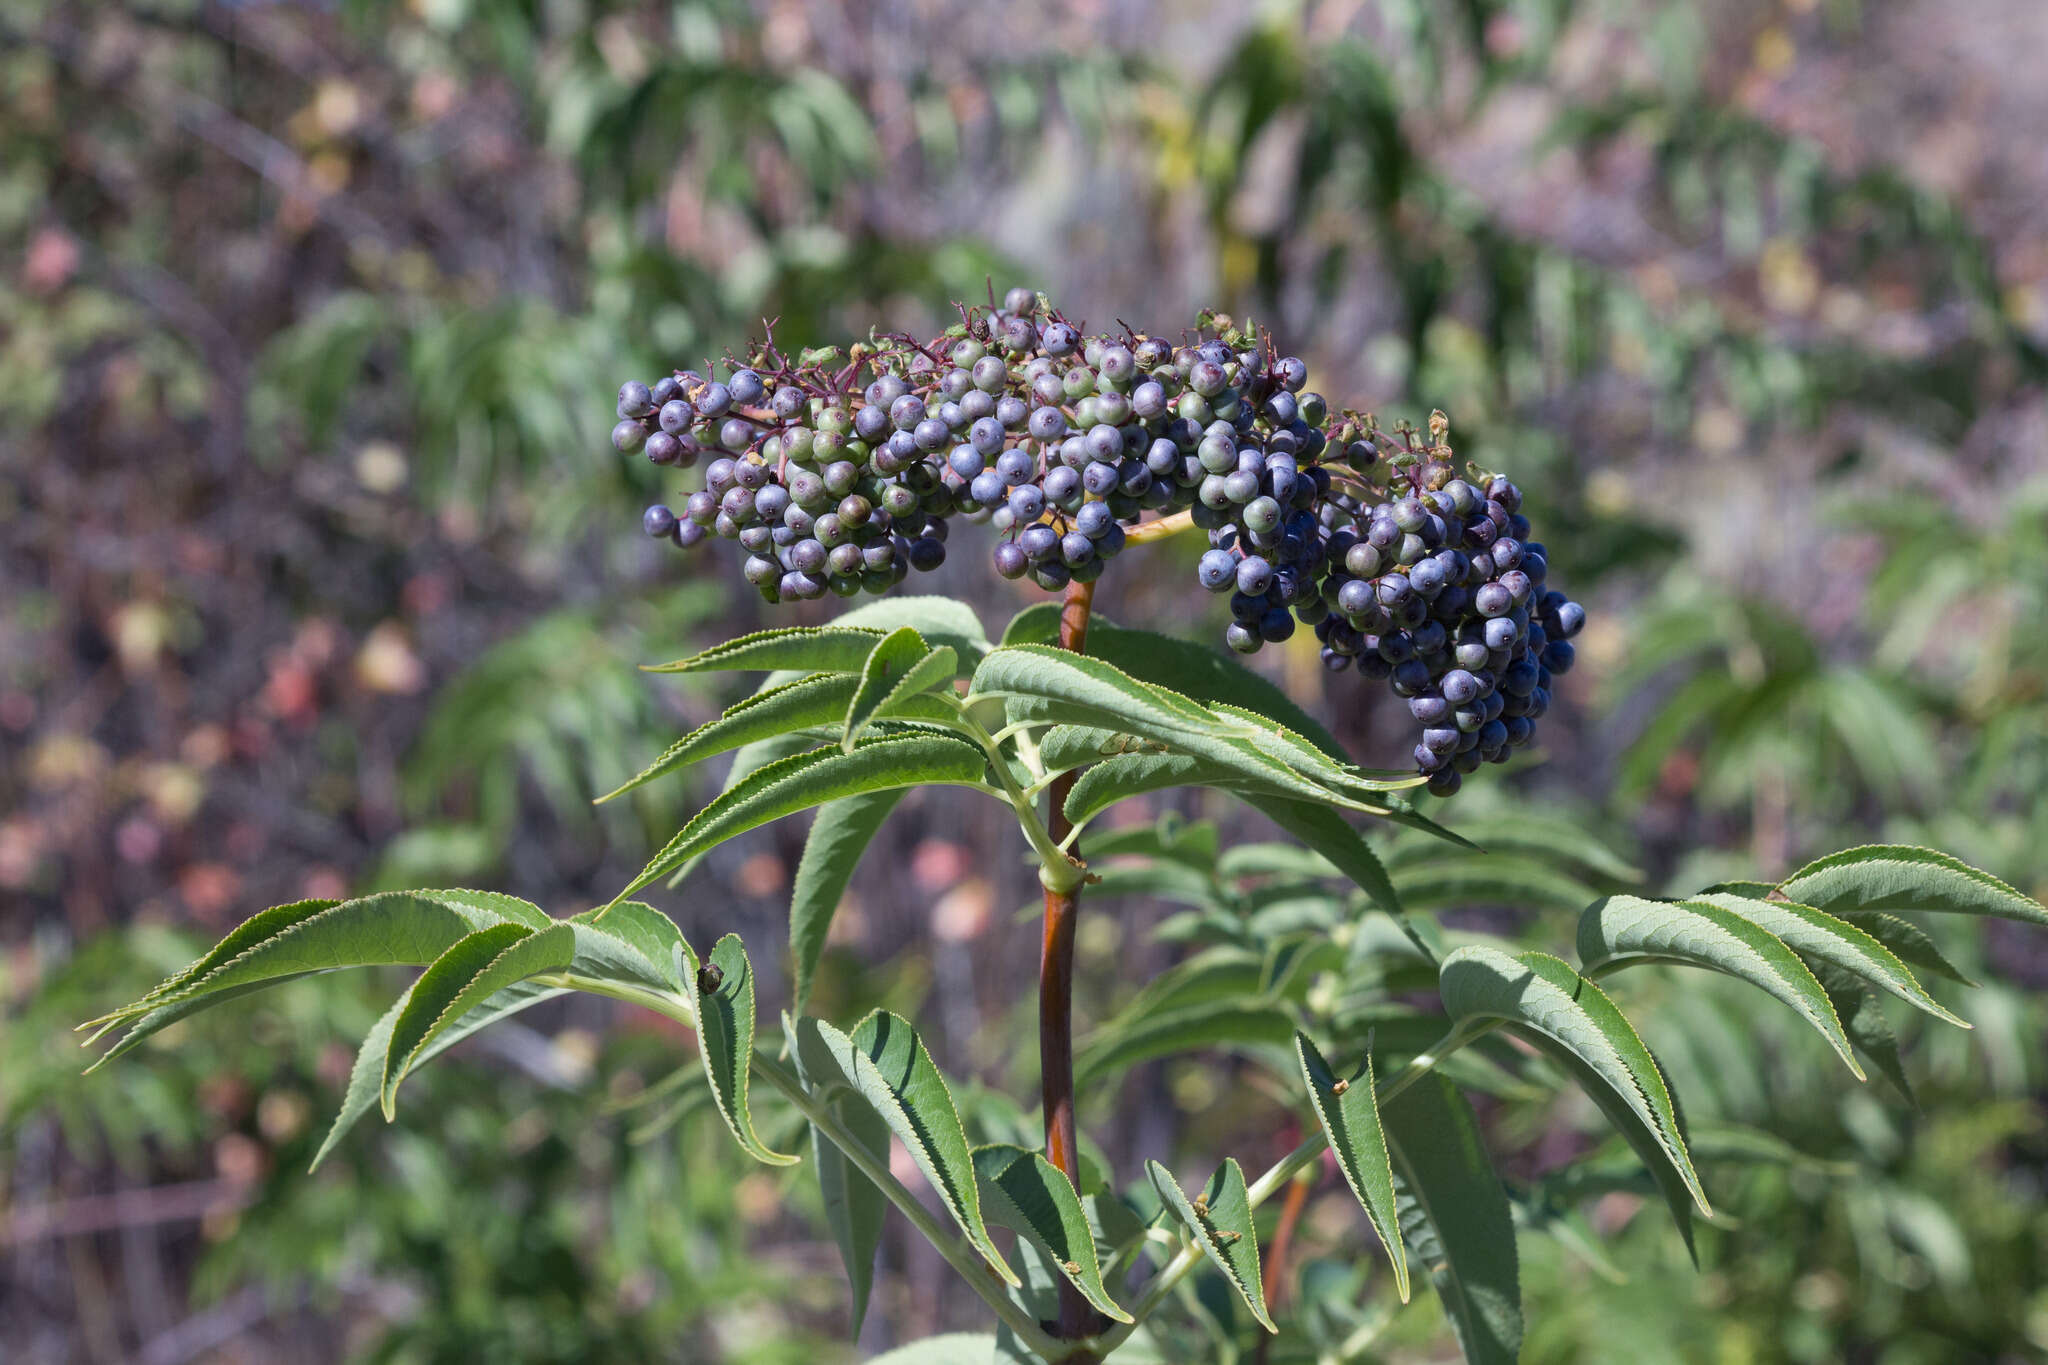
[611,292,1585,791]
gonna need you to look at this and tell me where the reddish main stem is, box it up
[1041,577,1096,1347]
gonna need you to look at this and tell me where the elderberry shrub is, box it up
[610,295,1584,785]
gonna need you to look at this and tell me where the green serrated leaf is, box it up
[572,902,689,994]
[790,791,904,1015]
[1082,621,1348,761]
[1383,1073,1522,1365]
[382,922,576,1116]
[86,891,525,1065]
[314,979,566,1171]
[685,934,797,1166]
[826,594,992,671]
[597,674,860,802]
[789,1011,889,1333]
[1440,946,1709,1218]
[1261,797,1413,947]
[1577,895,1860,1077]
[793,1014,1015,1285]
[1780,845,2048,926]
[1147,1157,1274,1333]
[1833,911,1978,986]
[1691,893,1967,1027]
[642,626,887,675]
[610,733,989,903]
[973,1144,1132,1323]
[1296,1034,1409,1302]
[1813,963,1917,1105]
[843,628,956,751]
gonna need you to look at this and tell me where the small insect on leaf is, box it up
[697,963,725,994]
[1192,1195,1209,1217]
[1063,1261,1081,1276]
[1331,1078,1349,1096]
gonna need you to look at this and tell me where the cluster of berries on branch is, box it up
[608,290,1584,792]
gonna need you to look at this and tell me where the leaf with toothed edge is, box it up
[1147,1156,1274,1332]
[792,1013,1015,1285]
[1689,892,1967,1027]
[1576,895,1861,1076]
[842,627,957,751]
[972,1144,1132,1323]
[642,626,888,675]
[1296,1033,1410,1302]
[84,891,542,1065]
[685,934,797,1166]
[788,1012,889,1333]
[1382,1073,1523,1364]
[313,979,567,1170]
[1439,946,1709,1223]
[1779,845,2047,926]
[610,732,990,904]
[382,922,576,1116]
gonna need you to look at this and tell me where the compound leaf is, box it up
[1577,896,1859,1077]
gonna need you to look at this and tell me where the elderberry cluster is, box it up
[607,291,1585,792]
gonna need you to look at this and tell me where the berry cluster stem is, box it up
[1041,577,1098,1350]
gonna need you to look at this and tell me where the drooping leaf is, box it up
[1382,1073,1522,1365]
[1147,1157,1275,1332]
[1814,963,1917,1105]
[313,979,567,1170]
[843,628,957,750]
[1295,1034,1409,1302]
[1576,895,1860,1076]
[685,934,797,1166]
[973,1144,1132,1323]
[793,1014,1015,1284]
[611,733,989,902]
[382,922,576,1115]
[1439,947,1709,1218]
[643,626,888,675]
[1780,845,2048,926]
[1262,797,1410,942]
[1083,621,1349,761]
[789,791,905,1014]
[790,1012,890,1333]
[1691,893,1966,1026]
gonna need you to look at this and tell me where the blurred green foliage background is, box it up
[2,0,2044,1360]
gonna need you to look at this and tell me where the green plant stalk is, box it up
[545,972,1070,1359]
[1088,1021,1495,1356]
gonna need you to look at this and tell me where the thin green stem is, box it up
[551,973,1068,1360]
[946,695,1086,894]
